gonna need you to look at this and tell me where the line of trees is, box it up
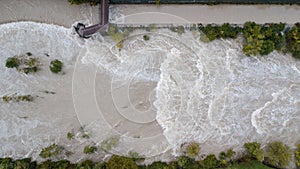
[199,22,300,59]
[1,141,299,169]
[68,0,99,5]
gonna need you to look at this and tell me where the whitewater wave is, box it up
[82,27,300,154]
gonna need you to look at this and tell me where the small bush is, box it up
[143,35,150,41]
[265,142,292,168]
[227,148,236,160]
[185,142,200,158]
[101,136,119,152]
[83,145,97,154]
[107,155,138,169]
[39,144,64,158]
[146,24,157,32]
[128,151,139,159]
[286,24,300,59]
[2,94,34,103]
[68,0,98,5]
[67,132,74,140]
[76,160,94,169]
[170,26,185,35]
[0,158,14,169]
[50,60,63,74]
[5,54,39,74]
[244,142,264,162]
[5,57,19,68]
[199,154,220,169]
[295,144,300,168]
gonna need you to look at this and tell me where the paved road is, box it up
[112,4,300,24]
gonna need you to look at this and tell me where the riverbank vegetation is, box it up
[103,22,300,59]
[68,0,98,5]
[198,22,300,59]
[1,140,298,169]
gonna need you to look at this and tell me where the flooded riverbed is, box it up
[0,21,299,162]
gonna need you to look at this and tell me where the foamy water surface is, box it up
[0,22,299,161]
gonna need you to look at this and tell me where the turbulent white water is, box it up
[0,22,299,161]
[0,22,83,160]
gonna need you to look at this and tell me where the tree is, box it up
[106,155,138,169]
[185,142,200,158]
[145,161,168,169]
[177,156,199,169]
[286,24,300,59]
[68,0,98,5]
[199,154,220,169]
[260,40,275,55]
[265,142,292,168]
[295,144,300,168]
[50,60,63,74]
[76,160,93,169]
[39,144,64,158]
[244,142,264,162]
[143,35,150,41]
[83,145,97,154]
[5,57,19,68]
[0,158,14,169]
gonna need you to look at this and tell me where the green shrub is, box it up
[2,94,34,103]
[145,161,168,169]
[146,24,157,32]
[14,158,33,169]
[199,154,220,169]
[262,23,285,51]
[94,162,106,169]
[170,26,185,35]
[76,160,93,169]
[244,142,264,162]
[107,155,138,169]
[128,151,139,159]
[50,60,63,74]
[265,142,292,168]
[295,144,300,168]
[101,136,119,152]
[83,145,97,154]
[226,148,236,160]
[286,24,300,59]
[0,158,14,169]
[229,160,274,169]
[67,132,74,140]
[260,40,275,55]
[5,54,39,74]
[199,24,219,41]
[177,156,199,169]
[199,23,242,42]
[39,144,64,158]
[218,23,241,39]
[68,0,98,5]
[143,35,150,41]
[185,142,200,158]
[5,57,19,68]
[50,160,73,169]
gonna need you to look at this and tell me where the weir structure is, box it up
[74,0,109,38]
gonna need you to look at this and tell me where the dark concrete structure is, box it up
[110,0,299,4]
[74,0,109,38]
